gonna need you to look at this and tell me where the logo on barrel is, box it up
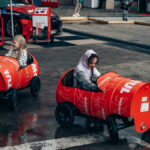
[4,69,12,89]
[120,80,140,94]
[31,64,37,76]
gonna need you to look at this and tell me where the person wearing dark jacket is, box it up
[121,0,131,21]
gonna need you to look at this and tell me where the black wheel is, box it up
[86,117,104,133]
[50,34,54,43]
[107,116,118,144]
[30,77,41,96]
[55,103,74,127]
[10,89,18,112]
[5,19,22,37]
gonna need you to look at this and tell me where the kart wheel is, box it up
[55,103,74,127]
[107,116,118,144]
[5,19,22,37]
[86,118,104,133]
[10,89,18,112]
[30,77,41,97]
[50,34,54,43]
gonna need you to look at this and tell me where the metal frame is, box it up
[0,12,4,46]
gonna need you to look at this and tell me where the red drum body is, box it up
[97,72,150,133]
[0,53,40,91]
[0,53,40,111]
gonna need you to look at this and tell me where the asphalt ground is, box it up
[0,22,150,149]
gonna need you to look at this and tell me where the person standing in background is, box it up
[120,0,131,21]
[73,0,83,17]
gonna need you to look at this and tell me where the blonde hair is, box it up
[11,35,27,60]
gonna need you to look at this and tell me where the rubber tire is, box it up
[10,89,18,112]
[50,34,54,43]
[55,103,74,128]
[30,77,41,97]
[5,19,22,37]
[107,116,118,144]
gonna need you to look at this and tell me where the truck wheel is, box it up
[10,89,18,112]
[55,103,74,127]
[107,116,118,144]
[50,34,54,43]
[30,77,41,96]
[5,19,22,37]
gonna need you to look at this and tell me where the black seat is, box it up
[27,54,34,65]
[62,70,74,87]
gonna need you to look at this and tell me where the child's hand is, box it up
[90,76,98,84]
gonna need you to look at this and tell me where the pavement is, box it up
[51,6,123,17]
[52,6,150,25]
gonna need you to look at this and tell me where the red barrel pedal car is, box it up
[0,53,40,111]
[55,69,150,143]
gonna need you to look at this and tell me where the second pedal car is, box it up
[0,53,41,111]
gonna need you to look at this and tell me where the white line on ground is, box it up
[1,130,150,150]
[0,133,108,150]
[119,130,150,149]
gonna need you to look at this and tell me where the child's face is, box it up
[88,57,98,69]
[13,39,20,50]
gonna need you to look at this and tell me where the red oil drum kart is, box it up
[0,53,40,111]
[55,69,150,143]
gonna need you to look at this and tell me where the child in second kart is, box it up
[5,35,28,68]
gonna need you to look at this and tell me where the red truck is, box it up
[1,0,62,38]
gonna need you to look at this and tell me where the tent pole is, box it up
[10,0,14,38]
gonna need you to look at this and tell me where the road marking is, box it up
[3,31,107,50]
[65,39,107,45]
[56,32,75,37]
[0,134,108,150]
[1,130,150,150]
[119,130,150,149]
